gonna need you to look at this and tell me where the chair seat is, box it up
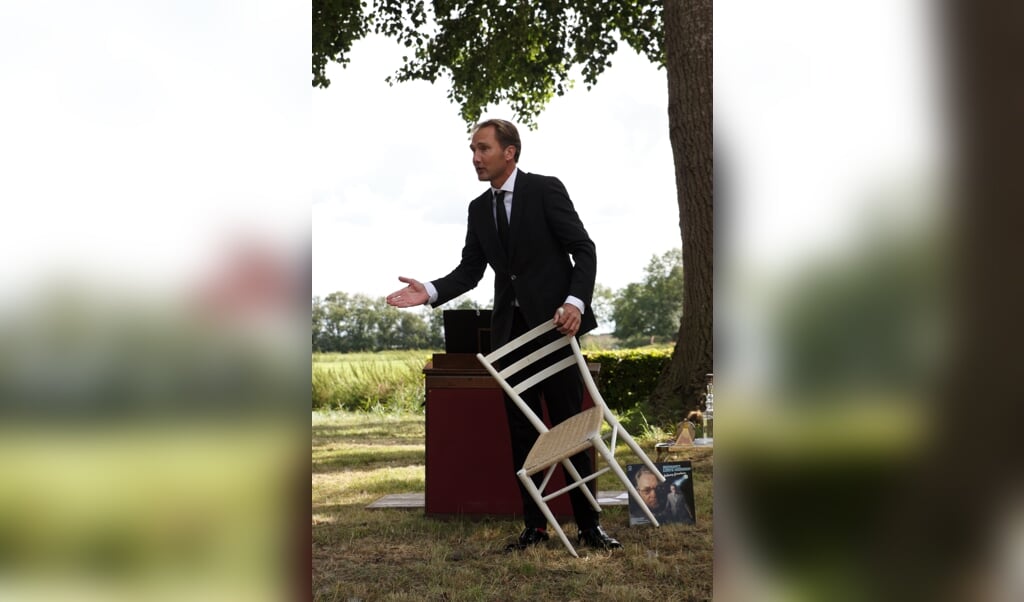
[522,406,604,476]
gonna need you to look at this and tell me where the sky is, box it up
[716,0,942,269]
[0,0,939,314]
[312,33,681,306]
[0,1,310,307]
[312,0,941,311]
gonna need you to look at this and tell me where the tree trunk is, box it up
[868,5,1023,597]
[646,0,713,424]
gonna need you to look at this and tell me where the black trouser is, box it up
[503,308,598,531]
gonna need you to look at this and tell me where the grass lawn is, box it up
[312,410,713,601]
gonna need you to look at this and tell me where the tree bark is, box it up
[647,0,713,423]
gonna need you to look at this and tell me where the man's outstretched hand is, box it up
[386,276,429,308]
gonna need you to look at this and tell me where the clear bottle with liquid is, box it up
[696,373,714,444]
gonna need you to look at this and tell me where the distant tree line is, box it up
[313,249,684,352]
[312,293,483,352]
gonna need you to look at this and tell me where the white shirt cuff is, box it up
[424,281,439,305]
[565,296,585,315]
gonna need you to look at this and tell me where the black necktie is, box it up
[495,190,509,251]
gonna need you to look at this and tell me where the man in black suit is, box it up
[386,118,621,551]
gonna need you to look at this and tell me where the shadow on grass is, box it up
[312,447,425,473]
[312,419,425,442]
[337,472,424,497]
[311,470,423,507]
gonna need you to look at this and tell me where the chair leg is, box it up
[518,470,578,557]
[560,458,602,513]
[592,438,661,528]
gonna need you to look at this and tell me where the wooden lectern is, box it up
[423,352,599,518]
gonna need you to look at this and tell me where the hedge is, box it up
[584,347,674,413]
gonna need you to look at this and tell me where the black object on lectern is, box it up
[442,309,493,354]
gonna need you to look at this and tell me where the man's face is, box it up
[470,125,514,183]
[637,473,659,509]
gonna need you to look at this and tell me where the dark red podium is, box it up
[423,353,598,518]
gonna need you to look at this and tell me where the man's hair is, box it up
[473,119,521,162]
[634,466,659,486]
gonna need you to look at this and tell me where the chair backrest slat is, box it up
[511,355,578,395]
[481,319,555,363]
[498,336,572,380]
[478,319,618,435]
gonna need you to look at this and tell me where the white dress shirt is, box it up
[423,167,585,315]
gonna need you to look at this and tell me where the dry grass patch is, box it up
[312,410,713,601]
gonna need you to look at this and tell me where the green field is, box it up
[312,350,435,412]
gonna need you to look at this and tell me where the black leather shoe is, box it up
[577,525,622,549]
[503,527,550,553]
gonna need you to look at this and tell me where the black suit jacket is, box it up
[431,170,598,347]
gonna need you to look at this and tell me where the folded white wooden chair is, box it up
[477,317,665,557]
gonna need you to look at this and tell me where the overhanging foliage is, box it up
[313,0,664,127]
